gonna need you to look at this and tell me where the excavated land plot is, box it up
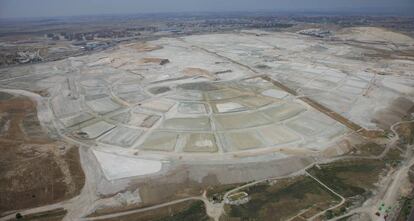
[161,117,211,131]
[134,79,349,154]
[182,133,218,153]
[98,126,143,147]
[140,131,180,151]
[178,102,208,114]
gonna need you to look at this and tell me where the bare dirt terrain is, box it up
[0,93,84,215]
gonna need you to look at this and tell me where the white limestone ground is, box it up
[1,27,414,221]
[59,112,94,127]
[85,97,121,114]
[48,28,411,158]
[2,27,413,182]
[80,121,115,139]
[98,126,143,147]
[93,150,162,180]
[261,89,289,99]
[140,99,175,112]
[51,97,83,118]
[178,102,207,114]
[215,102,245,113]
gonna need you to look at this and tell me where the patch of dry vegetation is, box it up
[0,94,84,214]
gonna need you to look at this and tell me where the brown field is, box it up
[95,200,211,221]
[396,121,414,145]
[351,142,385,156]
[222,176,340,221]
[0,94,84,214]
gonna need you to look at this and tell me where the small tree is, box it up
[325,210,334,219]
[15,213,23,219]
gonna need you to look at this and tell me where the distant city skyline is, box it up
[0,0,413,19]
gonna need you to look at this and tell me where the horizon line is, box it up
[1,7,413,21]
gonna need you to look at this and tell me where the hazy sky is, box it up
[0,0,413,18]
